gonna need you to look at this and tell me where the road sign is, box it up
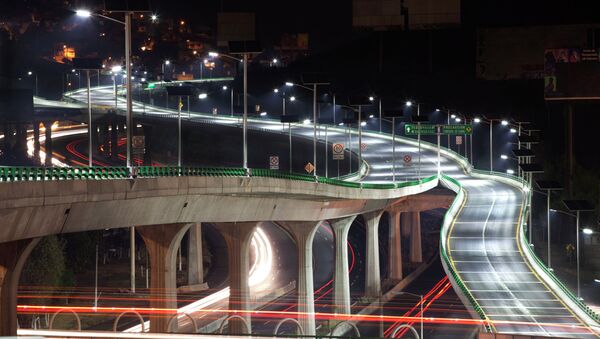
[443,124,473,135]
[456,135,463,145]
[269,156,279,170]
[332,143,344,160]
[304,162,315,174]
[405,124,437,135]
[403,154,412,166]
[361,143,367,151]
[132,135,145,154]
[405,123,473,136]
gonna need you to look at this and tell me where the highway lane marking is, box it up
[470,290,553,293]
[450,249,520,252]
[463,280,539,283]
[450,236,516,239]
[477,188,550,336]
[446,187,497,332]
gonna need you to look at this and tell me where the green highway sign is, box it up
[442,124,473,135]
[405,124,472,136]
[404,124,437,135]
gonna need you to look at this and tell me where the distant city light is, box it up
[369,114,374,118]
[164,60,170,65]
[75,9,92,17]
[141,78,146,82]
[451,114,456,119]
[360,121,367,126]
[338,122,344,126]
[290,96,296,101]
[510,128,517,133]
[506,169,515,174]
[369,96,374,101]
[260,112,267,116]
[272,58,278,64]
[285,82,294,87]
[583,228,594,235]
[198,93,208,99]
[501,120,509,126]
[208,52,219,57]
[405,101,413,107]
[273,88,279,93]
[501,154,508,159]
[455,117,461,122]
[27,71,32,75]
[474,117,481,123]
[150,14,158,22]
[303,119,311,125]
[111,65,122,73]
[222,85,228,90]
[435,108,440,112]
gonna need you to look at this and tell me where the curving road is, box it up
[63,85,599,337]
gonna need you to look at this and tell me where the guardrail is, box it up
[0,165,437,191]
[439,174,494,333]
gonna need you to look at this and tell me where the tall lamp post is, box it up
[473,117,510,173]
[210,46,259,172]
[27,71,38,96]
[563,200,595,299]
[76,8,150,169]
[536,180,563,269]
[520,163,544,246]
[285,80,330,176]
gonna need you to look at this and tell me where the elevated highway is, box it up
[0,84,598,338]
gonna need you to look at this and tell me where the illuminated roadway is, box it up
[39,85,600,337]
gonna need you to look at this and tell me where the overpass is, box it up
[0,85,598,338]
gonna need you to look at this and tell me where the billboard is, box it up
[217,13,255,47]
[476,24,598,80]
[544,48,600,100]
[353,0,460,30]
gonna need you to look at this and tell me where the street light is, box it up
[77,8,137,168]
[563,199,595,299]
[198,93,208,99]
[27,71,38,96]
[583,228,594,235]
[536,180,563,269]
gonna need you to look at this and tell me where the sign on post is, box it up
[132,135,145,154]
[304,162,315,174]
[269,156,279,170]
[361,143,367,151]
[403,154,412,167]
[405,123,473,136]
[332,143,344,160]
[456,136,463,145]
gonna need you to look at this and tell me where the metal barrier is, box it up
[217,315,250,335]
[113,310,145,332]
[272,318,304,336]
[167,313,198,333]
[48,308,81,331]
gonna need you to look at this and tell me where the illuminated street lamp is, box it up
[563,200,595,298]
[76,8,138,169]
[27,71,38,96]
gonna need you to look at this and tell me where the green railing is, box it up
[0,166,437,192]
[439,174,494,332]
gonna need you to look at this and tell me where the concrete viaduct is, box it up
[0,171,453,335]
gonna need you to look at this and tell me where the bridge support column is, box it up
[137,223,191,333]
[388,211,403,281]
[330,216,356,315]
[187,223,204,286]
[215,222,258,334]
[0,238,40,336]
[278,221,322,336]
[364,211,384,298]
[44,122,52,165]
[406,212,422,263]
